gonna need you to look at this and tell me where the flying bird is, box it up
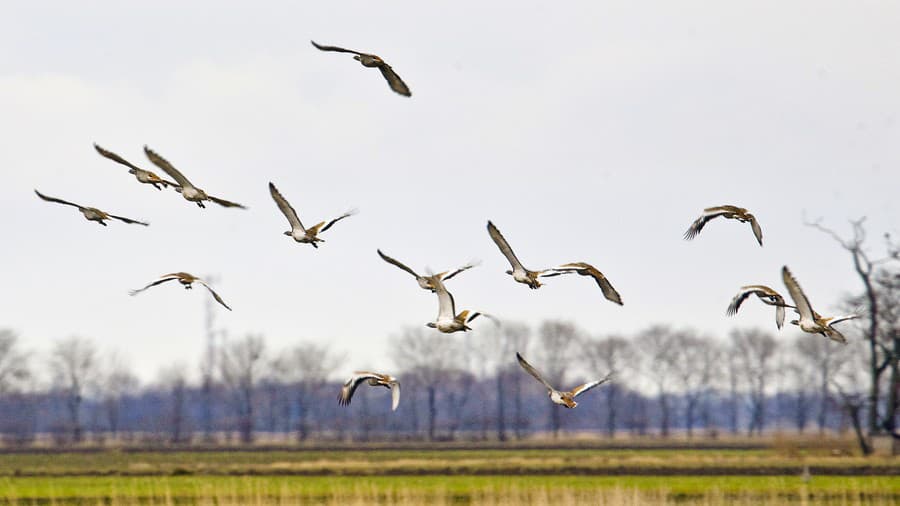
[782,266,859,343]
[143,146,246,209]
[129,272,231,311]
[427,278,494,333]
[549,262,623,305]
[726,284,794,329]
[338,372,400,411]
[93,143,178,190]
[34,190,148,227]
[269,182,356,248]
[311,40,411,97]
[683,205,763,246]
[515,352,611,409]
[377,249,478,292]
[487,220,557,289]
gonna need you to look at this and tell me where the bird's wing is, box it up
[207,195,247,209]
[310,40,365,56]
[129,275,179,296]
[93,144,143,172]
[390,382,401,411]
[337,372,380,406]
[378,64,411,97]
[107,213,150,226]
[726,287,761,316]
[782,266,815,323]
[319,208,357,233]
[197,280,232,311]
[571,372,613,398]
[749,214,764,246]
[377,249,420,279]
[557,262,623,305]
[826,313,861,326]
[34,190,83,209]
[825,328,848,344]
[775,304,785,330]
[432,278,457,320]
[268,182,305,232]
[466,312,501,326]
[143,146,195,189]
[515,352,555,392]
[487,221,527,271]
[441,260,480,282]
[683,207,730,240]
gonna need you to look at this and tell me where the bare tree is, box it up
[0,330,33,445]
[727,351,741,435]
[790,335,849,434]
[499,322,531,440]
[583,334,632,437]
[157,363,190,444]
[730,329,778,436]
[391,327,463,440]
[635,325,677,437]
[282,342,343,440]
[806,217,899,435]
[0,329,29,394]
[460,328,501,440]
[100,354,139,441]
[219,334,266,444]
[832,341,874,454]
[534,320,582,438]
[668,331,719,438]
[874,268,900,437]
[258,356,288,438]
[49,337,98,443]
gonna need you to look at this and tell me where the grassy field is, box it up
[3,475,898,505]
[0,448,894,477]
[0,446,896,504]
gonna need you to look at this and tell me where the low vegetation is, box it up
[0,446,897,505]
[3,475,899,505]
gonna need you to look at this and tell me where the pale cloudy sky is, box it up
[1,1,898,382]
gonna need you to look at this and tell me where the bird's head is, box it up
[789,319,799,326]
[426,322,437,329]
[353,55,361,62]
[504,269,513,276]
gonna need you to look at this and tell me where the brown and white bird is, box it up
[377,249,478,292]
[338,372,400,411]
[94,144,178,190]
[487,221,558,289]
[311,40,411,97]
[129,272,231,311]
[516,352,612,409]
[35,190,148,227]
[427,278,493,333]
[782,266,859,343]
[726,285,794,329]
[549,262,623,305]
[143,146,246,209]
[683,205,763,246]
[269,182,356,248]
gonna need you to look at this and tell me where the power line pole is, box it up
[201,274,220,444]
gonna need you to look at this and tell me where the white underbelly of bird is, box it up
[434,319,464,333]
[180,187,204,201]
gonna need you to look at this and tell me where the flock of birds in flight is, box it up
[33,42,859,413]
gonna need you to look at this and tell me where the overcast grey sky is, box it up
[1,1,898,382]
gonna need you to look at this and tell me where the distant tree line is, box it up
[0,220,896,450]
[0,319,883,447]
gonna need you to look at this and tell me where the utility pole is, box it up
[201,275,220,444]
